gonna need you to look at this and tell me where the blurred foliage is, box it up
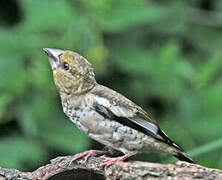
[0,0,222,171]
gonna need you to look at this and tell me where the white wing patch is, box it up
[96,97,111,108]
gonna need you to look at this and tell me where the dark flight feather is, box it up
[174,152,195,163]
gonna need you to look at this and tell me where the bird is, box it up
[43,48,194,167]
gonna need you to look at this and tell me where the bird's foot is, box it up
[99,151,137,168]
[72,150,109,162]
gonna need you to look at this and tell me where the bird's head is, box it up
[43,48,96,95]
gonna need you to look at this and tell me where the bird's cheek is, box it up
[53,71,62,86]
[52,71,70,92]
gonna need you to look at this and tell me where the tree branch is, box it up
[0,155,221,180]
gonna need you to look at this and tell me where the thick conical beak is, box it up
[43,48,65,70]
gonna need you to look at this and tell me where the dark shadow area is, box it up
[0,0,23,27]
[48,169,105,180]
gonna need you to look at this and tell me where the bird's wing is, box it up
[92,89,183,152]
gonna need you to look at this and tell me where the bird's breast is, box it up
[61,97,99,134]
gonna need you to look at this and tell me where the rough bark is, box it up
[0,155,221,180]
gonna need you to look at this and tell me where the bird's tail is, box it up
[174,151,195,163]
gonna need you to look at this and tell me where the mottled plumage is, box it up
[43,48,194,166]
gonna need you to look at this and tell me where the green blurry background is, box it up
[0,0,222,171]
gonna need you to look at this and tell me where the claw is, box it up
[72,150,109,162]
[99,151,137,168]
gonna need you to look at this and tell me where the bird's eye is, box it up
[63,62,69,70]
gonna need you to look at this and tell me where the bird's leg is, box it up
[72,150,110,162]
[99,151,137,168]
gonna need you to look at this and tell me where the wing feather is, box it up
[93,96,183,151]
